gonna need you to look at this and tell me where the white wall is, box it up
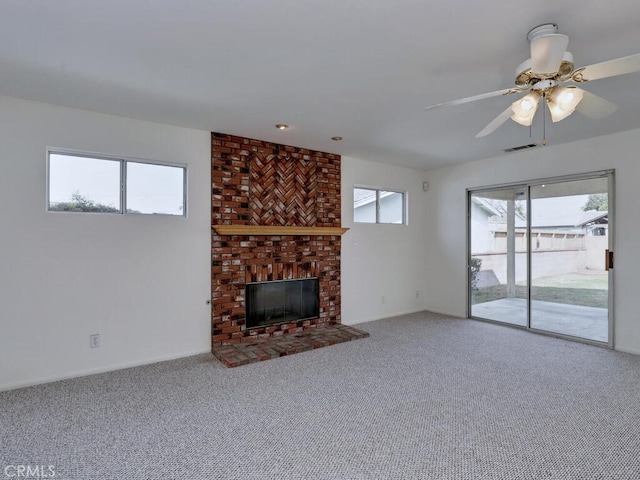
[0,96,211,390]
[586,236,608,270]
[341,156,428,324]
[470,202,492,253]
[423,128,640,355]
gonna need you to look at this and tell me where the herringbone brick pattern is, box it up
[211,132,342,348]
[249,153,317,226]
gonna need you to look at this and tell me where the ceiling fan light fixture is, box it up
[511,92,541,126]
[427,24,639,140]
[547,86,584,122]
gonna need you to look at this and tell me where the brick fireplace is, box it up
[211,132,346,347]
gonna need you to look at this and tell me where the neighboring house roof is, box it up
[576,211,608,227]
[353,189,377,209]
[354,190,400,209]
[471,197,502,217]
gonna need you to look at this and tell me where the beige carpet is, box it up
[2,311,639,479]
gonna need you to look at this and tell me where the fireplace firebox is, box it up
[245,278,319,329]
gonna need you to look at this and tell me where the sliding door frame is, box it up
[467,169,615,349]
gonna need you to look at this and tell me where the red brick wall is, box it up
[211,132,342,346]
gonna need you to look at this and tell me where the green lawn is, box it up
[472,284,608,309]
[529,273,608,290]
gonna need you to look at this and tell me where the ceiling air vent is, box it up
[504,143,538,153]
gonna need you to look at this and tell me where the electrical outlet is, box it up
[415,290,420,299]
[90,334,100,348]
[380,296,385,304]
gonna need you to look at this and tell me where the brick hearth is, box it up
[211,133,352,358]
[212,324,370,367]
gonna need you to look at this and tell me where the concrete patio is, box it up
[471,298,608,343]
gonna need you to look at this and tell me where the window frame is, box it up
[353,186,407,225]
[46,148,188,217]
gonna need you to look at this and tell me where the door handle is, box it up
[605,249,614,270]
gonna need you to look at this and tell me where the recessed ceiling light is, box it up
[275,124,289,130]
[331,136,343,141]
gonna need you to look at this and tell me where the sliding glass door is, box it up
[529,177,610,342]
[468,172,613,346]
[469,186,528,326]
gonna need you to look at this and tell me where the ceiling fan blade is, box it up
[575,53,640,82]
[575,88,618,119]
[475,106,514,138]
[530,34,569,75]
[425,88,521,111]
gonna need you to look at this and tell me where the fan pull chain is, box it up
[542,92,547,145]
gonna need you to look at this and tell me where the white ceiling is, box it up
[2,0,640,170]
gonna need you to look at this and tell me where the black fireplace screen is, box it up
[245,278,319,329]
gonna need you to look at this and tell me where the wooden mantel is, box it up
[213,225,349,236]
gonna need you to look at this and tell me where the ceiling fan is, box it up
[425,23,640,138]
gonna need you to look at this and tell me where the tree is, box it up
[49,191,119,213]
[470,257,482,290]
[582,193,608,212]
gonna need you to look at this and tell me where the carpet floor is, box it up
[2,311,640,479]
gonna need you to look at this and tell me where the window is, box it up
[126,161,185,215]
[47,150,186,216]
[354,187,405,224]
